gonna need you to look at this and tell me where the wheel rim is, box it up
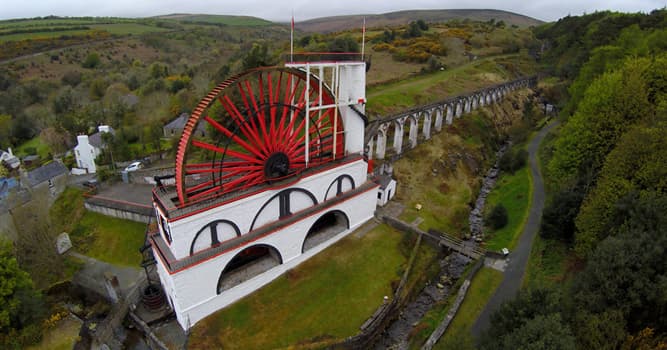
[175,67,344,206]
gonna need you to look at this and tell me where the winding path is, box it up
[471,120,560,338]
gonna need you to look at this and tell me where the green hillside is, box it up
[298,9,543,33]
[154,13,273,26]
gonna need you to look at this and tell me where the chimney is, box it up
[7,147,12,156]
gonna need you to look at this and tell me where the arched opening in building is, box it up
[216,244,282,294]
[301,210,349,253]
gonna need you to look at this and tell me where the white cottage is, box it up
[74,125,113,174]
[377,174,397,206]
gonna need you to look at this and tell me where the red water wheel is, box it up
[175,67,344,206]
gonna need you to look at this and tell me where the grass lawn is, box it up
[189,224,408,349]
[15,136,52,158]
[51,187,145,267]
[483,164,532,251]
[71,211,145,266]
[433,267,503,350]
[26,316,81,350]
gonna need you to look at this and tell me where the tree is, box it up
[39,127,71,155]
[0,240,45,349]
[481,288,563,349]
[548,58,651,187]
[487,204,508,229]
[0,114,11,148]
[242,43,276,70]
[574,123,667,256]
[497,314,575,350]
[540,185,585,242]
[571,193,667,332]
[11,201,65,289]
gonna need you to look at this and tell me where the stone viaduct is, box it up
[364,76,537,163]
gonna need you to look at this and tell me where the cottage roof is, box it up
[378,174,394,189]
[164,113,207,134]
[89,132,104,148]
[26,161,67,187]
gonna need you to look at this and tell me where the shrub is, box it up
[487,204,508,229]
[82,52,100,69]
[500,147,528,174]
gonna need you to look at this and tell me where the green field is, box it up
[483,163,532,251]
[189,224,408,349]
[0,24,169,42]
[50,187,145,266]
[171,14,273,26]
[70,211,145,266]
[15,136,52,158]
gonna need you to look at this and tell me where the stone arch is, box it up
[324,174,356,200]
[446,103,454,124]
[190,219,241,255]
[250,188,318,232]
[376,123,389,159]
[301,210,350,253]
[423,110,433,139]
[216,243,283,294]
[434,107,444,131]
[392,117,406,154]
[408,114,419,149]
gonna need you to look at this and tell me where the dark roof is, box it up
[378,174,394,189]
[89,132,104,148]
[26,161,67,187]
[164,113,207,134]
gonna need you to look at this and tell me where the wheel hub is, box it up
[264,152,290,179]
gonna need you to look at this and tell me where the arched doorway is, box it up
[217,244,282,294]
[301,211,349,253]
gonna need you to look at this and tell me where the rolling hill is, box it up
[154,13,273,26]
[297,9,543,32]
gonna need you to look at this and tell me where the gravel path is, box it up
[471,121,560,338]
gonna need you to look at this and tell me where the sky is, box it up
[0,0,664,22]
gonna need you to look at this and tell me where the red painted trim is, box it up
[155,181,379,275]
[163,156,364,222]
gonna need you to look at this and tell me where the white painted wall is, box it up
[154,186,377,329]
[377,179,397,207]
[74,135,100,174]
[161,159,369,260]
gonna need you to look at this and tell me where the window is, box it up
[377,191,382,199]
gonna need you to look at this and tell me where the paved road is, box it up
[471,120,560,338]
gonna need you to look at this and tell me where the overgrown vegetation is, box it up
[483,9,667,349]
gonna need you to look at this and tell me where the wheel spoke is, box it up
[191,140,262,164]
[177,68,344,205]
[204,115,264,160]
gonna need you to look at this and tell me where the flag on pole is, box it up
[361,17,366,60]
[290,14,294,62]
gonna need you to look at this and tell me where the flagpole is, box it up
[361,17,366,60]
[290,12,294,62]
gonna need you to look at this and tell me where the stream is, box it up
[469,142,510,240]
[373,142,509,349]
[373,254,469,350]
